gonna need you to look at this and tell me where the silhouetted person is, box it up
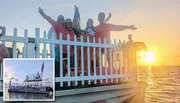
[126,34,137,81]
[73,5,84,37]
[38,7,77,88]
[128,34,133,43]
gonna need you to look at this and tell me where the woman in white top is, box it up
[84,14,111,72]
[84,13,111,36]
[85,18,96,36]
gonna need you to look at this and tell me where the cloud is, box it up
[4,66,15,83]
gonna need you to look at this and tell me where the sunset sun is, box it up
[142,51,155,63]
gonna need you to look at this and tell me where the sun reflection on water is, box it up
[147,66,153,85]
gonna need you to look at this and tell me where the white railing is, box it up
[0,27,132,91]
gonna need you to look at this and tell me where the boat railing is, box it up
[0,27,136,93]
[25,74,41,81]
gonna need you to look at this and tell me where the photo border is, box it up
[3,58,55,102]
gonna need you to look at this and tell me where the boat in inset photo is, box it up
[3,59,54,101]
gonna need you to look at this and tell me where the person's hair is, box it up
[65,18,72,24]
[57,15,64,21]
[64,18,73,31]
[98,12,105,21]
[85,18,96,33]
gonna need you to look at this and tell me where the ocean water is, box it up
[4,88,53,100]
[138,66,180,103]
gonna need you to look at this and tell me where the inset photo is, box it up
[3,58,55,101]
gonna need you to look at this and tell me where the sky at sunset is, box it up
[0,0,180,66]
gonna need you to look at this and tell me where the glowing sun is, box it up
[142,51,155,63]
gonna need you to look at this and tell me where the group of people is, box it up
[0,5,137,88]
[38,5,138,88]
[38,5,137,79]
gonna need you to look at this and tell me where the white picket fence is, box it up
[0,27,131,91]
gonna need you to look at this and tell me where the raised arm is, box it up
[38,7,57,27]
[108,24,137,31]
[73,5,80,21]
[104,13,111,23]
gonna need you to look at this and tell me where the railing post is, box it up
[13,28,17,58]
[67,34,71,86]
[98,38,102,83]
[74,35,78,86]
[51,32,55,58]
[93,37,97,84]
[80,35,84,85]
[23,29,28,58]
[114,39,118,83]
[59,33,63,87]
[104,38,108,83]
[35,28,40,58]
[87,36,91,85]
[42,31,47,58]
[109,40,113,83]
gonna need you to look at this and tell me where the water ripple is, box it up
[138,66,180,103]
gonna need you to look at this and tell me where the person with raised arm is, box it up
[47,15,65,39]
[38,7,70,40]
[95,12,137,44]
[95,12,137,71]
[72,5,88,68]
[73,5,80,29]
[38,7,76,88]
[85,13,111,36]
[83,13,112,73]
[73,5,85,37]
[38,7,75,61]
[104,13,111,23]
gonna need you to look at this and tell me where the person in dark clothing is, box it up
[38,7,76,90]
[73,5,85,37]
